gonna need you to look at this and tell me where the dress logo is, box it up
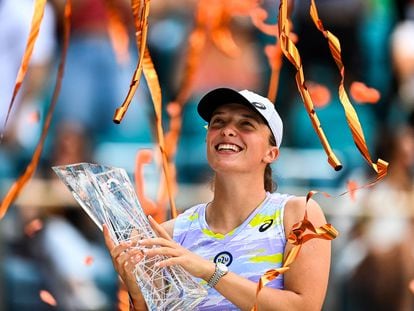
[258,219,274,232]
[214,251,233,266]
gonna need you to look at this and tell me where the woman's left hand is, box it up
[142,216,215,281]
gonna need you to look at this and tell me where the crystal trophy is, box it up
[52,163,207,311]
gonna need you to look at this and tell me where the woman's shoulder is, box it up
[283,196,328,230]
[267,192,295,206]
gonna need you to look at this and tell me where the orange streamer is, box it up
[114,0,177,219]
[264,43,283,102]
[278,0,342,171]
[2,0,47,133]
[0,0,72,219]
[309,0,388,180]
[249,6,281,102]
[104,0,130,65]
[347,180,359,201]
[134,149,167,223]
[250,7,278,36]
[143,47,178,219]
[112,0,148,124]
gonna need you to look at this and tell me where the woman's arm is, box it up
[103,225,148,310]
[217,197,331,310]
[102,218,177,311]
[139,198,331,311]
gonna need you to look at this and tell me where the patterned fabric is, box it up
[173,192,293,310]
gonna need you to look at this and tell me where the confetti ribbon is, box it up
[0,0,72,219]
[112,0,149,124]
[249,1,297,103]
[134,149,168,223]
[350,81,381,104]
[278,0,342,171]
[157,0,253,217]
[39,290,57,307]
[104,0,130,65]
[309,0,388,180]
[1,0,47,136]
[114,0,177,219]
[154,1,208,213]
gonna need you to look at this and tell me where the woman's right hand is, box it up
[103,224,147,310]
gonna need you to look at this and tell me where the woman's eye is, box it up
[241,121,254,127]
[211,118,224,126]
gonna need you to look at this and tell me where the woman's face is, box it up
[206,103,278,174]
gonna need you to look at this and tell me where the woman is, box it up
[104,88,331,310]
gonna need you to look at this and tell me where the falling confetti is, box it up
[2,0,47,133]
[350,81,381,104]
[83,255,94,266]
[24,218,43,238]
[0,0,72,219]
[39,290,57,307]
[346,180,359,202]
[307,82,331,108]
[309,0,388,180]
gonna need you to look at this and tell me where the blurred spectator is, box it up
[22,124,117,310]
[335,120,414,311]
[389,11,414,125]
[50,0,153,148]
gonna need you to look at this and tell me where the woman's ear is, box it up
[263,146,279,164]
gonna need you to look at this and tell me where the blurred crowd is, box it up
[1,0,414,310]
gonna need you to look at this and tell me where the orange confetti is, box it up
[105,0,130,65]
[0,0,71,219]
[27,110,41,124]
[114,0,177,220]
[350,81,381,104]
[409,280,414,294]
[309,0,388,180]
[24,218,43,237]
[264,45,282,71]
[346,180,359,201]
[39,290,57,306]
[307,82,331,108]
[278,0,342,171]
[2,0,47,132]
[84,255,94,266]
[250,7,278,36]
[134,149,167,223]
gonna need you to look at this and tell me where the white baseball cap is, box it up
[197,88,283,148]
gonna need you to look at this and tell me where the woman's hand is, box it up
[139,216,215,281]
[103,224,146,307]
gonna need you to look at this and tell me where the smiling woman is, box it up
[104,87,332,311]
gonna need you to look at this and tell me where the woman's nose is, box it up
[221,125,236,137]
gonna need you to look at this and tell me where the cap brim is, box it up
[197,88,253,122]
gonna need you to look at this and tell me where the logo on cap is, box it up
[252,102,266,110]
